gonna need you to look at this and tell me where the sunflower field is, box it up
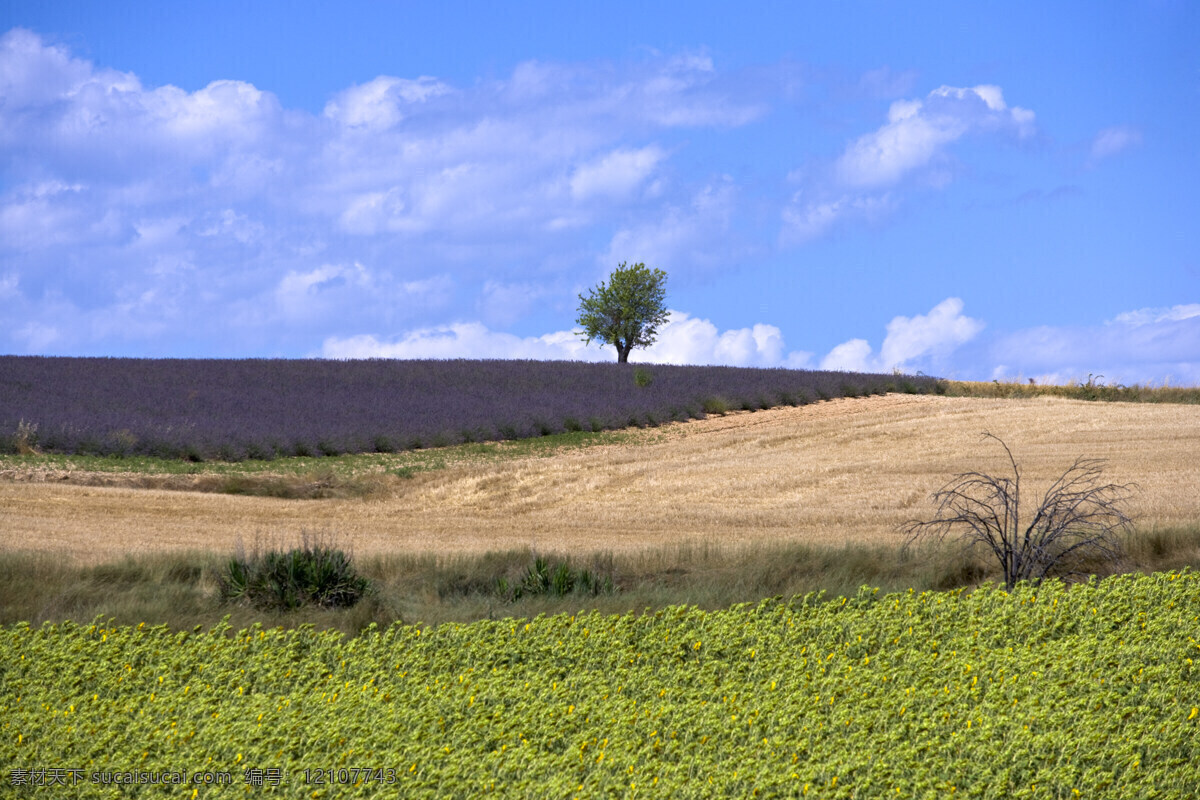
[3,571,1199,798]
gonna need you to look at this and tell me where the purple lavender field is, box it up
[0,357,941,460]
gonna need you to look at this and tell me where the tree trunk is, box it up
[616,342,630,363]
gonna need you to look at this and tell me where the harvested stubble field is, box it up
[3,393,1198,564]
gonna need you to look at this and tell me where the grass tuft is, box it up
[495,556,616,602]
[217,532,371,612]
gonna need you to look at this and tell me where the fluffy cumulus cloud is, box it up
[640,311,798,367]
[782,83,1035,244]
[836,85,1034,187]
[877,298,985,369]
[820,298,984,373]
[323,75,451,130]
[570,146,666,202]
[0,29,286,184]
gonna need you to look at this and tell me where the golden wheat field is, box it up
[2,394,1198,564]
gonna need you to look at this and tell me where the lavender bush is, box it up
[0,357,941,460]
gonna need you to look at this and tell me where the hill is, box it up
[3,393,1197,564]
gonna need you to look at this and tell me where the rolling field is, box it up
[3,393,1198,564]
[5,392,1200,797]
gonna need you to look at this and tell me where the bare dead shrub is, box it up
[904,432,1138,589]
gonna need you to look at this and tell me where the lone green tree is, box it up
[576,262,669,363]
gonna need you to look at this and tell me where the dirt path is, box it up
[3,395,1198,563]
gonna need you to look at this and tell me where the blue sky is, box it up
[2,1,1197,384]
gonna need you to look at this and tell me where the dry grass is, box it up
[945,379,1200,403]
[2,394,1198,565]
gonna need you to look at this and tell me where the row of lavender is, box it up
[0,357,941,460]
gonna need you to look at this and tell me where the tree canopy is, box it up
[576,262,669,363]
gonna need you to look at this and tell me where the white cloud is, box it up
[338,188,417,235]
[570,146,666,201]
[781,84,1034,245]
[640,311,792,367]
[164,79,279,140]
[783,350,815,369]
[323,298,1190,386]
[820,339,875,373]
[780,192,894,244]
[322,323,611,361]
[323,75,451,130]
[1090,125,1142,162]
[638,52,765,127]
[271,263,458,325]
[780,196,845,243]
[0,29,779,356]
[603,180,737,273]
[0,27,138,118]
[325,300,1200,387]
[989,304,1200,386]
[820,298,983,373]
[0,28,757,237]
[275,262,372,317]
[1111,303,1200,326]
[0,28,288,198]
[878,298,985,368]
[321,308,812,368]
[26,181,85,198]
[836,85,1035,188]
